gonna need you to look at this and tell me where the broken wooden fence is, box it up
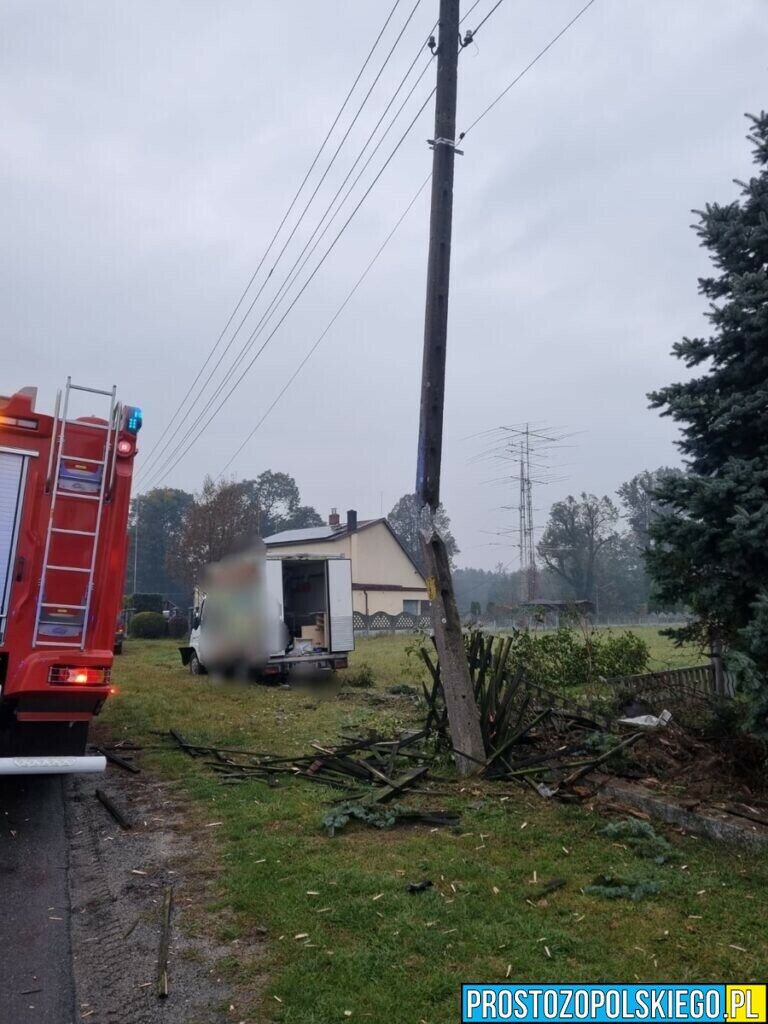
[606,663,735,706]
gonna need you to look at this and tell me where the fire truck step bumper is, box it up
[0,755,106,775]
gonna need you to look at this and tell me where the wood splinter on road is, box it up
[156,885,174,998]
[95,789,133,830]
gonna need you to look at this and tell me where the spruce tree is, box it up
[647,113,768,698]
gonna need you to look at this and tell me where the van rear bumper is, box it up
[263,654,348,675]
[0,754,106,775]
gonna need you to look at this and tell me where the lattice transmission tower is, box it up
[474,423,573,603]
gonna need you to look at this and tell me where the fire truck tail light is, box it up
[49,666,111,686]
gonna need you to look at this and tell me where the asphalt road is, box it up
[0,775,75,1024]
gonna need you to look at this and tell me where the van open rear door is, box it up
[264,557,285,656]
[327,558,354,653]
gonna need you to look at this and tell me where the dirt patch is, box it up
[67,746,265,1024]
[612,720,768,803]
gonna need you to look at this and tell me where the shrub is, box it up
[167,615,189,640]
[345,663,375,688]
[504,627,650,691]
[129,593,163,614]
[130,611,166,639]
[595,630,649,679]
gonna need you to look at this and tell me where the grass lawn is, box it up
[103,632,765,1024]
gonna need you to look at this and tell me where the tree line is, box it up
[126,471,323,607]
[126,464,676,621]
[126,476,458,611]
[452,468,681,619]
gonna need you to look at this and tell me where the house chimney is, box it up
[347,509,357,533]
[329,508,340,527]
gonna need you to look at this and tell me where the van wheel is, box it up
[189,652,202,675]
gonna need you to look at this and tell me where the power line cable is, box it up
[141,0,490,486]
[138,0,428,486]
[202,4,521,480]
[141,53,438,491]
[469,0,506,37]
[459,0,598,141]
[136,0,409,483]
[216,173,433,479]
[141,88,437,489]
[206,0,597,482]
[152,56,437,475]
[140,0,532,490]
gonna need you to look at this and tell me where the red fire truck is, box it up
[0,379,140,774]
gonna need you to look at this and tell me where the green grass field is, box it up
[102,632,765,1024]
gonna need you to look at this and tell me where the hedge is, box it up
[130,611,166,639]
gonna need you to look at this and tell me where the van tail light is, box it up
[49,666,110,686]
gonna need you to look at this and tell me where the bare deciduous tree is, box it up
[167,477,261,586]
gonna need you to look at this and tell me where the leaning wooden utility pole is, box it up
[416,0,485,776]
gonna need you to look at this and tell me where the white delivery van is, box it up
[179,552,354,681]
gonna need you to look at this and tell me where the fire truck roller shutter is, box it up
[0,449,31,644]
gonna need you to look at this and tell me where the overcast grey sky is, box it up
[3,0,767,568]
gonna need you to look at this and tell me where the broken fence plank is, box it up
[369,766,429,804]
[562,732,644,787]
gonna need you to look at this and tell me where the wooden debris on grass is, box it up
[95,746,140,774]
[420,631,648,797]
[161,728,440,807]
[161,631,658,811]
[156,885,173,998]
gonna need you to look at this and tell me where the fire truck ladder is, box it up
[33,378,121,649]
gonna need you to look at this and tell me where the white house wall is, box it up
[267,522,427,615]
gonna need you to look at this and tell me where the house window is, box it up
[403,599,418,615]
[419,601,431,615]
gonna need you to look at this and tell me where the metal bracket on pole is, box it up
[427,137,464,155]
